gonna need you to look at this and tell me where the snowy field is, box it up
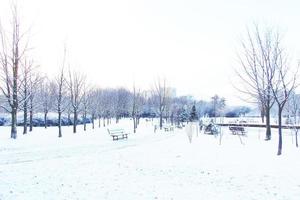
[0,119,300,200]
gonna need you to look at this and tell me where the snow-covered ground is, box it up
[0,119,300,200]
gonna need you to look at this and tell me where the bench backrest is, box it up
[107,128,125,135]
[229,126,245,131]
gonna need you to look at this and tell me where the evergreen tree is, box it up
[178,107,189,122]
[190,105,198,122]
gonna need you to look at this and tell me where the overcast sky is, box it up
[1,0,300,106]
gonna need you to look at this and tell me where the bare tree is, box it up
[211,95,226,122]
[136,91,147,126]
[66,103,72,126]
[0,5,29,139]
[27,70,42,132]
[289,93,300,147]
[164,90,173,124]
[38,77,55,129]
[114,88,131,123]
[95,89,104,128]
[54,48,69,138]
[81,83,92,131]
[153,77,167,130]
[88,88,98,129]
[132,84,142,133]
[19,59,34,134]
[236,24,278,140]
[270,53,298,155]
[68,69,85,133]
[102,89,115,126]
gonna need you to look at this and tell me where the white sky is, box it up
[1,0,300,106]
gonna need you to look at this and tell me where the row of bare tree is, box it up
[0,6,180,139]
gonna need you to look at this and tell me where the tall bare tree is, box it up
[236,25,278,140]
[0,5,29,139]
[68,70,85,133]
[38,77,55,129]
[28,70,41,132]
[19,59,34,134]
[54,48,68,138]
[153,77,168,130]
[132,84,142,133]
[114,88,131,123]
[102,89,115,126]
[270,53,298,155]
[88,88,100,129]
[94,89,104,128]
[163,89,174,124]
[289,93,300,147]
[81,83,92,131]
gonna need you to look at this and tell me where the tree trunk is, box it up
[133,116,136,133]
[58,111,62,138]
[29,109,33,132]
[103,117,106,127]
[159,112,163,130]
[73,110,77,133]
[11,47,18,139]
[296,131,298,148]
[92,113,95,129]
[98,116,101,128]
[23,104,28,134]
[83,112,87,131]
[44,111,48,129]
[261,107,265,123]
[265,105,271,140]
[135,118,138,130]
[11,109,17,139]
[277,108,283,155]
[68,112,71,126]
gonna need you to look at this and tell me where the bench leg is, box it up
[113,136,119,140]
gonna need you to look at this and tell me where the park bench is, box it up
[229,126,246,135]
[107,128,129,140]
[163,125,174,132]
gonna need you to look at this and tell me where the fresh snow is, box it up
[0,119,300,200]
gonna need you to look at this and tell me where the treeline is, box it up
[0,5,253,139]
[0,79,250,136]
